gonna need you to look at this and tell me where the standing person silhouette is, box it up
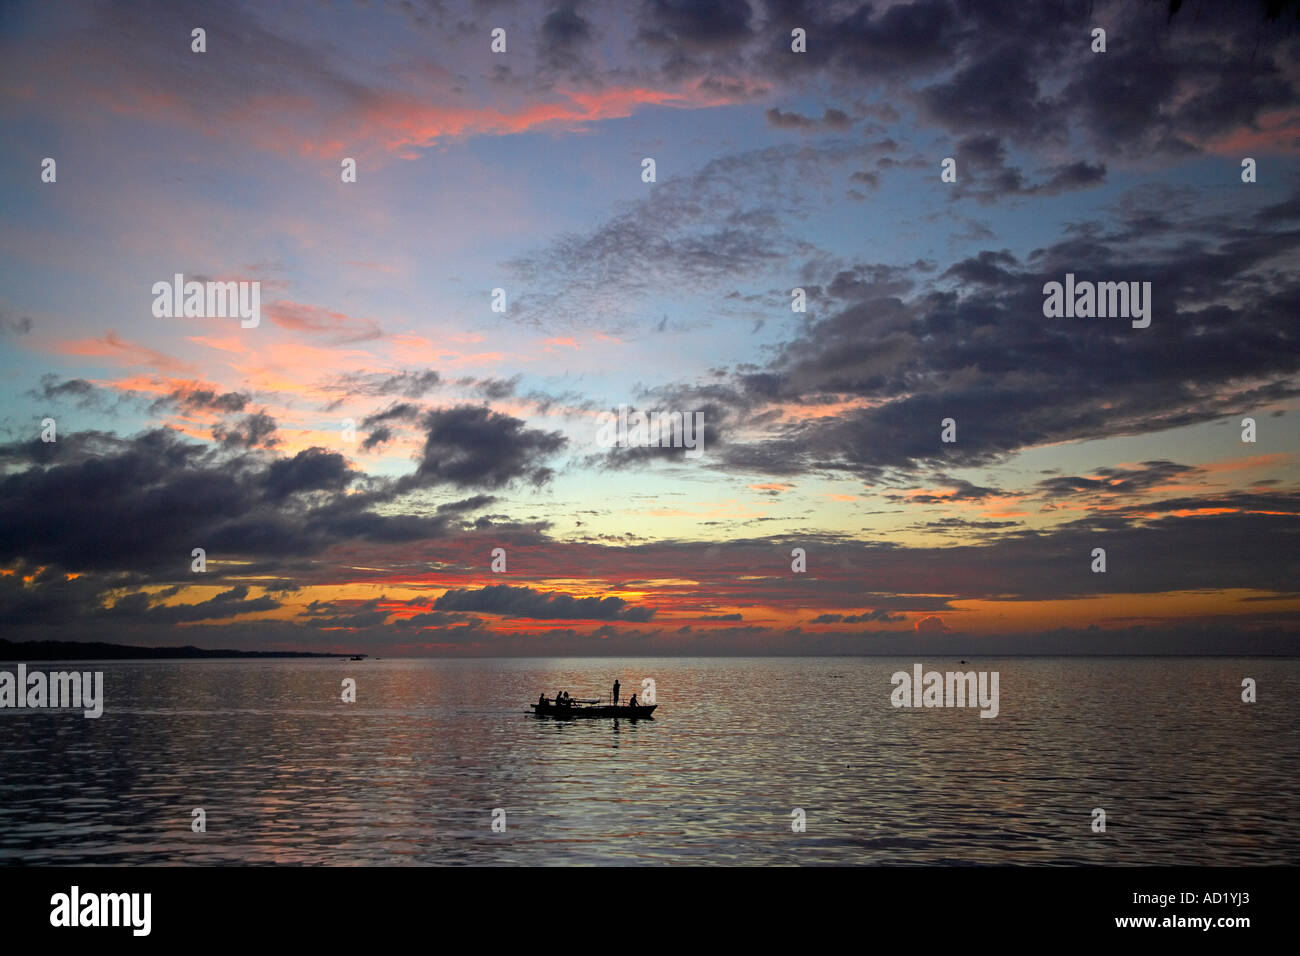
[613,679,620,706]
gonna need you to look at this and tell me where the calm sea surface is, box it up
[1,657,1297,865]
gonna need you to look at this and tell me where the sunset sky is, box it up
[1,0,1298,655]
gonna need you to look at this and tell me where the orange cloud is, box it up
[52,331,194,374]
[319,82,746,161]
[267,301,382,341]
[914,615,951,633]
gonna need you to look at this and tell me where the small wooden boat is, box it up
[531,699,656,719]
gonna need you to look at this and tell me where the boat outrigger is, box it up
[531,696,656,719]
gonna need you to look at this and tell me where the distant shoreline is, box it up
[0,638,1296,662]
[0,639,341,661]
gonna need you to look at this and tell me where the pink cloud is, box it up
[914,615,951,633]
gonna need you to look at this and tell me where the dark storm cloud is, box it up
[153,384,250,415]
[942,250,1020,286]
[1039,161,1107,193]
[303,596,392,629]
[668,198,1300,479]
[434,583,655,621]
[397,405,566,490]
[361,402,423,426]
[540,1,593,68]
[0,564,132,627]
[760,0,966,79]
[1037,461,1198,498]
[883,476,1005,504]
[393,609,483,630]
[108,584,280,622]
[361,426,393,451]
[8,0,1293,186]
[951,135,1107,204]
[436,494,498,514]
[919,45,1064,142]
[3,483,1297,647]
[816,259,933,301]
[967,498,1300,600]
[638,0,754,52]
[0,425,479,575]
[360,402,424,451]
[1061,15,1299,157]
[761,0,1296,160]
[261,447,354,499]
[0,429,131,469]
[812,609,906,624]
[213,411,279,449]
[28,376,98,408]
[1255,183,1300,225]
[1117,488,1300,518]
[0,564,280,630]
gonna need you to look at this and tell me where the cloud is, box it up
[213,411,280,449]
[261,447,354,499]
[952,135,1106,204]
[267,301,383,344]
[914,614,951,632]
[766,106,854,130]
[397,405,567,490]
[638,0,755,54]
[0,426,470,575]
[328,370,442,402]
[0,312,32,335]
[812,609,906,624]
[362,402,424,426]
[32,376,97,402]
[657,199,1300,479]
[541,1,594,68]
[108,584,280,622]
[433,583,655,621]
[1036,461,1198,498]
[506,142,863,329]
[151,382,250,415]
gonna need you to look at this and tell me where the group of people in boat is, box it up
[538,679,638,710]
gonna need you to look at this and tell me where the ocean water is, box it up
[0,656,1296,865]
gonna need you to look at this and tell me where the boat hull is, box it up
[531,703,656,719]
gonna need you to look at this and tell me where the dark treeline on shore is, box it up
[0,639,338,661]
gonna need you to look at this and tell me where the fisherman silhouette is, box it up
[613,679,620,706]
